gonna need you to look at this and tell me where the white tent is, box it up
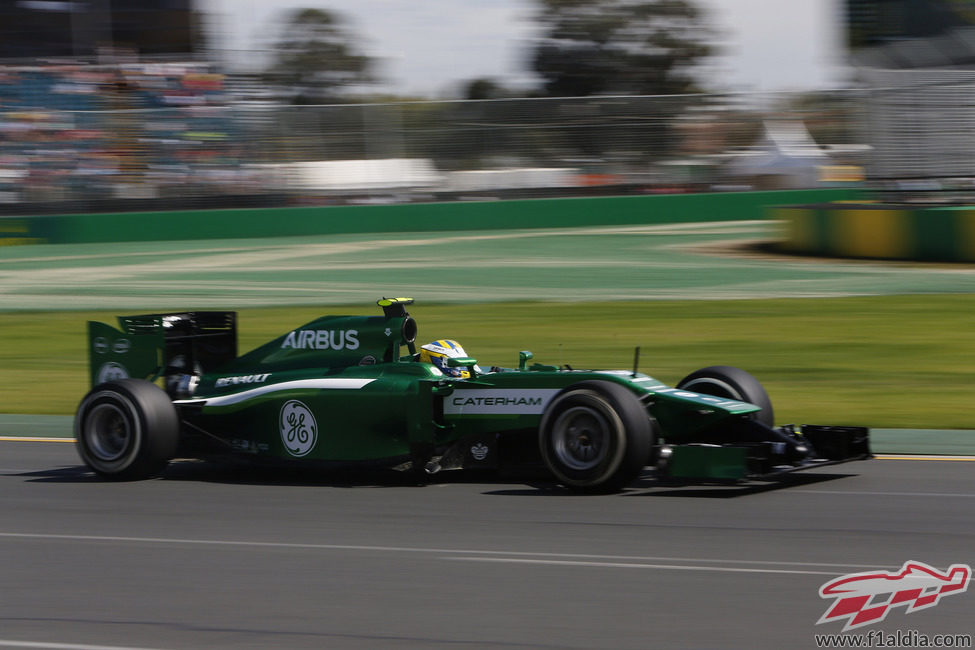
[256,158,442,193]
[726,121,830,189]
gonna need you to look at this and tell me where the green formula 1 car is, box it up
[75,298,871,491]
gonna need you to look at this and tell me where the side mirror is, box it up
[518,350,533,370]
[446,356,478,376]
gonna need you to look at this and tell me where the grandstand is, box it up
[0,63,253,206]
[10,1,973,214]
[0,0,199,60]
[0,0,265,207]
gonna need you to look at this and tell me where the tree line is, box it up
[263,0,715,104]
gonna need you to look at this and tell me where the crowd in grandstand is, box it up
[0,63,261,205]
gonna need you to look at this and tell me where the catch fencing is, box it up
[9,68,975,210]
[1,88,867,211]
[860,68,975,202]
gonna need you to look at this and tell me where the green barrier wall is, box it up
[775,203,975,263]
[0,189,860,245]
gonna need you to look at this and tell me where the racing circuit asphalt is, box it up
[1,440,973,650]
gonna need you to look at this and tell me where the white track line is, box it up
[0,532,955,574]
[792,489,975,498]
[0,642,165,650]
[3,532,972,583]
[441,557,841,575]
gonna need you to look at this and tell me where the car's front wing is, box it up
[657,424,872,481]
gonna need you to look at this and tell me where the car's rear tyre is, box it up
[539,381,653,492]
[676,365,774,427]
[75,379,179,480]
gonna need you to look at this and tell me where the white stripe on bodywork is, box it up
[444,389,559,415]
[174,378,376,407]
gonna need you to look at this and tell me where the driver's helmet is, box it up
[419,339,480,378]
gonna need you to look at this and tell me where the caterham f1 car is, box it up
[76,298,871,491]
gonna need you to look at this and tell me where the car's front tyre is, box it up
[676,365,774,427]
[75,379,179,480]
[539,381,653,492]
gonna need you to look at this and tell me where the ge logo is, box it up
[280,400,317,457]
[97,362,129,383]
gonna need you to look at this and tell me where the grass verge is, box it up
[1,294,972,429]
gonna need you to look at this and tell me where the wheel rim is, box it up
[84,402,133,462]
[550,405,611,471]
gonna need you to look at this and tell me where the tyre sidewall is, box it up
[676,365,774,427]
[75,379,178,479]
[539,381,652,491]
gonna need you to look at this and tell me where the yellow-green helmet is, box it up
[419,339,478,378]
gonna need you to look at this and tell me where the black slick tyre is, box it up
[75,378,179,480]
[538,380,653,492]
[676,365,774,427]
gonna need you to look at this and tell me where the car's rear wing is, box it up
[87,311,237,387]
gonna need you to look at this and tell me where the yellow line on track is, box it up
[0,437,74,443]
[875,454,975,461]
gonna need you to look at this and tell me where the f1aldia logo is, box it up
[279,400,317,457]
[817,561,971,631]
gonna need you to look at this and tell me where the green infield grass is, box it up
[1,294,972,429]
